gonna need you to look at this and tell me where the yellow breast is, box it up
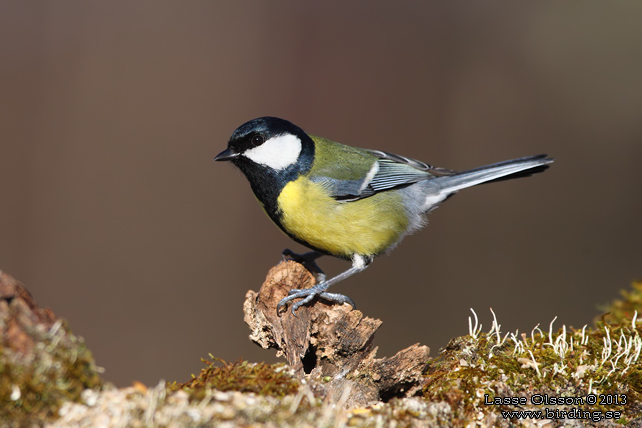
[277,177,409,258]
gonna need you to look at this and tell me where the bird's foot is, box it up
[282,249,326,282]
[277,283,356,316]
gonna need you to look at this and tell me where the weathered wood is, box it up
[243,260,431,407]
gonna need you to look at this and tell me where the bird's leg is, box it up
[277,254,371,316]
[282,249,326,282]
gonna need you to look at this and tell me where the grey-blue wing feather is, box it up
[366,149,433,171]
[369,160,432,192]
[310,176,375,201]
[312,150,453,202]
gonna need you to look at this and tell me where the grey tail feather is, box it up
[434,154,553,193]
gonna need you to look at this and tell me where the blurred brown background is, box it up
[1,2,641,387]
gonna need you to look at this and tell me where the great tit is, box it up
[215,117,553,315]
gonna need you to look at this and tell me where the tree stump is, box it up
[243,260,431,408]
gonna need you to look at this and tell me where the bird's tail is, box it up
[433,154,553,193]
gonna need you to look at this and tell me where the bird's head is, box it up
[215,117,313,174]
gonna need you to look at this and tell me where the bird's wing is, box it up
[365,150,455,193]
[310,142,454,202]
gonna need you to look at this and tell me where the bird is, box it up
[215,117,553,315]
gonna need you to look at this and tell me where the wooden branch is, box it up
[243,260,430,407]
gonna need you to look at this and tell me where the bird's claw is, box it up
[277,285,356,317]
[277,249,357,316]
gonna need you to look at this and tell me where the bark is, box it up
[0,269,57,355]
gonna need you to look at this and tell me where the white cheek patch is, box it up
[243,134,302,170]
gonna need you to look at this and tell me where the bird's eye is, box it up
[251,135,264,146]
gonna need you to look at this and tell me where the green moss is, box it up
[602,280,642,326]
[627,367,642,393]
[169,356,299,400]
[0,320,103,427]
[422,282,642,423]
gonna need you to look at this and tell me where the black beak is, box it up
[215,147,240,162]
